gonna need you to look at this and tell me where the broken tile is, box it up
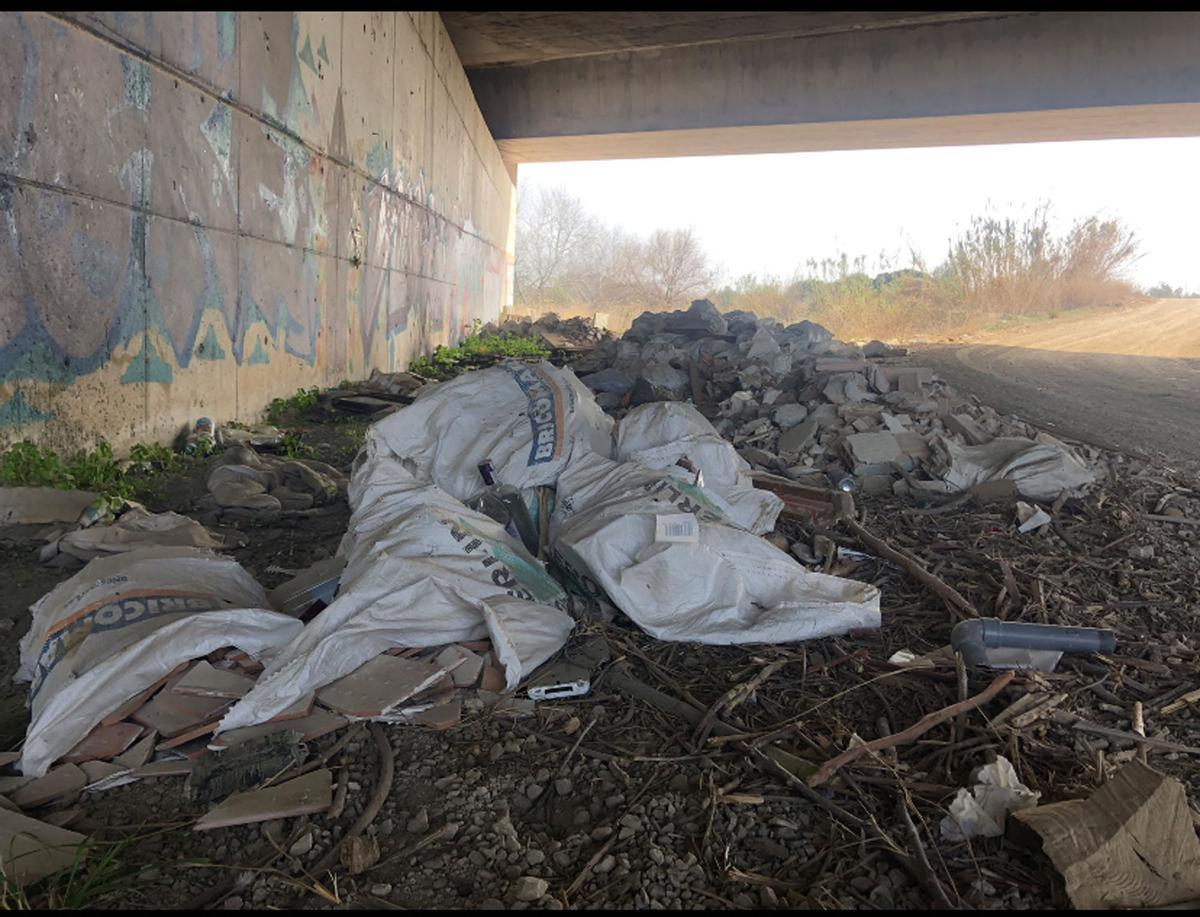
[268,692,315,722]
[156,720,221,750]
[187,732,308,804]
[413,697,462,729]
[80,761,128,785]
[0,775,33,795]
[478,665,507,693]
[435,645,484,687]
[113,731,158,769]
[194,768,332,831]
[172,660,256,700]
[41,807,84,829]
[0,752,21,770]
[63,722,144,764]
[211,709,347,750]
[132,760,194,779]
[11,763,87,808]
[101,664,187,727]
[133,680,233,739]
[317,656,453,718]
[0,809,87,884]
[0,795,19,813]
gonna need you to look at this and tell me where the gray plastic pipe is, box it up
[952,618,1116,668]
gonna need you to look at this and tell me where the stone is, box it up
[289,831,314,857]
[407,807,430,834]
[512,876,548,902]
[945,413,991,445]
[370,883,393,897]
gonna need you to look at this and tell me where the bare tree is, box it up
[632,228,716,306]
[514,185,597,304]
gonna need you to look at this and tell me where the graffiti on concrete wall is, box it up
[0,10,510,445]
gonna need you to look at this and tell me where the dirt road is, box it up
[914,299,1200,464]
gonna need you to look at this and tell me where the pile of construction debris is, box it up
[1,300,1198,909]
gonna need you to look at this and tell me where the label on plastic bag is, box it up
[655,513,699,543]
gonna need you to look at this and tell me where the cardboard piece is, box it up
[1012,761,1200,909]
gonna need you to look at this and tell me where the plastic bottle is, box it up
[186,417,218,453]
[465,460,540,555]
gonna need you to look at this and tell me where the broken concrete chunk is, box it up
[946,413,992,446]
[772,403,808,430]
[844,432,903,466]
[317,655,453,718]
[0,809,88,885]
[778,418,818,455]
[172,660,256,700]
[194,768,332,831]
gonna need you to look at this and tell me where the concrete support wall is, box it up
[0,12,514,452]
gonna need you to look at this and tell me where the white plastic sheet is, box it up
[615,402,783,535]
[16,547,301,777]
[218,448,572,734]
[364,360,614,503]
[549,454,880,645]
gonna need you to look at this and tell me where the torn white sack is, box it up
[549,454,880,645]
[615,402,783,535]
[363,360,614,503]
[940,755,1041,840]
[927,433,1098,501]
[218,455,572,734]
[16,547,302,777]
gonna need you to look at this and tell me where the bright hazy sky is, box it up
[520,137,1199,293]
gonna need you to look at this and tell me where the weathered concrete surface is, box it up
[457,11,1200,162]
[0,12,514,451]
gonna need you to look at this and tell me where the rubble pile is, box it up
[1,300,1198,909]
[488,312,612,357]
[570,299,1102,505]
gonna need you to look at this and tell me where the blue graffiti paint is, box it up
[121,335,173,384]
[298,34,317,73]
[248,338,270,365]
[120,56,151,112]
[72,231,122,299]
[195,324,226,361]
[317,36,330,66]
[1,341,73,385]
[0,391,54,428]
[217,12,237,59]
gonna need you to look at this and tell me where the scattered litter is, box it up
[940,755,1040,840]
[952,618,1116,672]
[1016,500,1053,533]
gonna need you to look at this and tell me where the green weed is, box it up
[265,387,322,426]
[409,321,550,379]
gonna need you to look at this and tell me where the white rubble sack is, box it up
[940,755,1041,840]
[364,360,614,503]
[549,455,880,645]
[218,448,573,734]
[616,402,784,535]
[15,546,301,777]
[927,433,1098,501]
